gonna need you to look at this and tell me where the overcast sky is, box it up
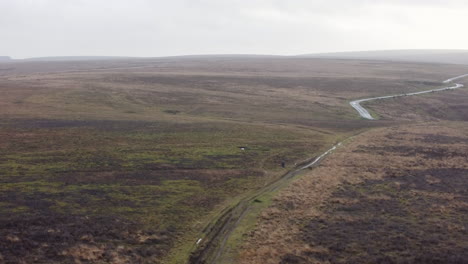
[1,0,468,58]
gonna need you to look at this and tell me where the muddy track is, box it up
[187,74,468,264]
[187,143,342,264]
[350,74,468,120]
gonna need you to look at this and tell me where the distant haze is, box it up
[1,0,468,59]
[302,49,468,65]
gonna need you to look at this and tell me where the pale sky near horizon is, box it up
[1,0,468,59]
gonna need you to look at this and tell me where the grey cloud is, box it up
[1,0,467,58]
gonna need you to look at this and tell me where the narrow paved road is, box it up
[188,73,468,264]
[350,74,468,120]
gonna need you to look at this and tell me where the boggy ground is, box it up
[1,57,467,263]
[239,123,468,264]
[2,58,468,125]
[0,118,332,264]
[366,82,468,122]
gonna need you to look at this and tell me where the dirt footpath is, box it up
[239,123,468,264]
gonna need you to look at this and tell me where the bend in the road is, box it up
[350,74,468,120]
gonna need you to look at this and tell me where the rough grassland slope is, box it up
[240,124,468,264]
[1,58,468,263]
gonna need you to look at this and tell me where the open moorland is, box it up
[239,123,468,264]
[1,57,468,263]
[366,85,468,122]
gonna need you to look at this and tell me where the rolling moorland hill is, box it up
[4,49,468,65]
[0,57,467,263]
[300,49,468,65]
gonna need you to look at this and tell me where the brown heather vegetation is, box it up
[1,57,468,263]
[367,86,468,122]
[239,124,468,264]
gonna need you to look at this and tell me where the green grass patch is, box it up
[0,118,337,263]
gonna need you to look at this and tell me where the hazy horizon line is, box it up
[3,48,468,60]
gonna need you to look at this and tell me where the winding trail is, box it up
[188,141,344,264]
[188,73,468,264]
[350,74,468,120]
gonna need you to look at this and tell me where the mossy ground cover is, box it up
[2,58,461,263]
[238,124,468,264]
[0,118,329,263]
[300,167,468,264]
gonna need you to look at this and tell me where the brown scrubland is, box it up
[0,57,467,263]
[239,124,468,264]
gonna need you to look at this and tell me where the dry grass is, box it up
[367,84,468,121]
[2,58,467,124]
[1,57,468,263]
[239,123,468,263]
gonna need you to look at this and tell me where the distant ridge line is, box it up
[3,49,468,65]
